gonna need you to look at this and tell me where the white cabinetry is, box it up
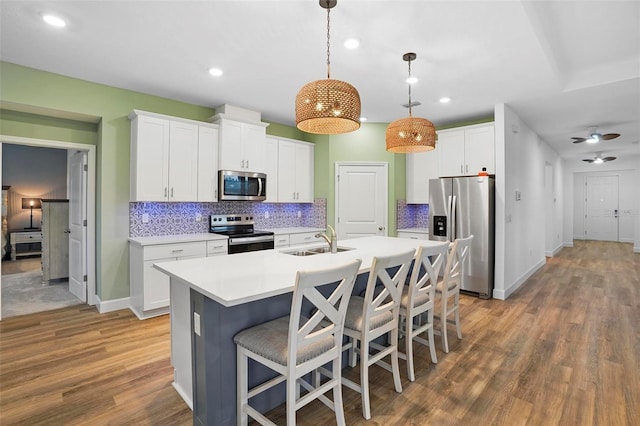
[406,149,440,204]
[277,138,314,203]
[213,115,269,173]
[397,230,430,240]
[197,126,219,202]
[264,137,279,202]
[129,110,218,202]
[437,123,495,177]
[130,241,207,319]
[289,232,322,247]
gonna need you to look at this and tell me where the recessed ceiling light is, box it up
[360,117,368,122]
[344,38,360,49]
[208,68,223,77]
[406,76,419,85]
[42,14,66,28]
[439,97,451,103]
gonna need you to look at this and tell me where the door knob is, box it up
[64,229,71,234]
[378,226,385,231]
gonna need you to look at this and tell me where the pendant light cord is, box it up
[407,58,413,117]
[326,1,331,79]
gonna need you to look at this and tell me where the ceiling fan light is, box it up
[594,157,604,164]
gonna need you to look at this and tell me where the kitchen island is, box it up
[154,235,444,425]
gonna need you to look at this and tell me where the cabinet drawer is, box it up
[289,232,321,246]
[12,232,42,244]
[274,234,290,248]
[144,241,206,260]
[397,231,430,240]
[207,240,228,256]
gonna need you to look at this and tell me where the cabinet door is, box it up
[169,121,199,201]
[218,120,244,171]
[406,149,439,204]
[294,142,314,202]
[277,140,297,202]
[264,137,279,202]
[197,126,219,202]
[243,124,266,173]
[131,115,170,201]
[465,124,495,175]
[143,258,173,310]
[437,130,465,177]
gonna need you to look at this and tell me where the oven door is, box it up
[228,235,274,254]
[219,170,267,201]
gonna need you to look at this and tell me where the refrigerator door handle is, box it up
[451,195,457,242]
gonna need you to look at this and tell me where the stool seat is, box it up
[344,296,393,332]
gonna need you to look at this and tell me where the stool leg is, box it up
[441,294,450,353]
[390,326,403,393]
[333,357,346,426]
[286,368,296,425]
[454,293,462,340]
[405,316,416,382]
[237,349,248,426]
[427,309,438,364]
[360,340,371,420]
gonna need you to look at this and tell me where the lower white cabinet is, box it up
[130,241,207,319]
[289,231,322,247]
[274,234,291,248]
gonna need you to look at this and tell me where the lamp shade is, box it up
[386,117,437,153]
[21,198,42,209]
[296,78,361,134]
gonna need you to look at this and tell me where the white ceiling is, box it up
[1,1,639,164]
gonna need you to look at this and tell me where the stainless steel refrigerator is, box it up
[429,176,495,299]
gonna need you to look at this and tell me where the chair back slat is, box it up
[443,235,473,291]
[363,250,415,330]
[288,259,362,364]
[408,243,449,310]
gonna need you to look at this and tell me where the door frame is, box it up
[0,135,96,313]
[334,161,389,239]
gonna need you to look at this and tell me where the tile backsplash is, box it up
[396,200,429,229]
[130,199,326,237]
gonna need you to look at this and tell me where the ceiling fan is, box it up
[582,153,616,164]
[572,126,620,144]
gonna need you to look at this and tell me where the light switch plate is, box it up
[142,213,149,223]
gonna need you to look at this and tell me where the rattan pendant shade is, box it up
[386,52,436,153]
[386,116,436,153]
[296,78,361,134]
[295,0,361,135]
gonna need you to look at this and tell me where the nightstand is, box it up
[9,230,42,260]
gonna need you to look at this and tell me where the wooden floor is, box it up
[0,240,638,425]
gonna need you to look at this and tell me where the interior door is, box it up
[585,175,619,241]
[68,151,87,302]
[335,162,388,240]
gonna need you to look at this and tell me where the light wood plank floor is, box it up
[1,240,638,425]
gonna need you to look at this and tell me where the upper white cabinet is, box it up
[129,110,218,202]
[212,115,269,173]
[437,123,495,177]
[277,138,314,203]
[406,148,440,204]
[197,126,219,202]
[264,137,279,202]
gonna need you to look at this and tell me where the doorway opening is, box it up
[0,136,96,319]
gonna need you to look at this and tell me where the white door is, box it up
[585,175,619,241]
[335,162,388,240]
[68,151,87,302]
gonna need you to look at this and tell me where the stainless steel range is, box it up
[209,214,275,254]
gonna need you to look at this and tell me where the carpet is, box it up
[1,269,81,318]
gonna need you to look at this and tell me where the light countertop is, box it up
[129,233,227,247]
[154,236,448,307]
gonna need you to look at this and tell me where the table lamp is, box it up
[21,198,42,229]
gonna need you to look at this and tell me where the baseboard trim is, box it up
[634,245,640,254]
[172,382,193,410]
[563,241,574,248]
[493,258,546,300]
[545,244,564,257]
[96,296,131,314]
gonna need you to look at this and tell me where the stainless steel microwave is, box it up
[218,170,267,201]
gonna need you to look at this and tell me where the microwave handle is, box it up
[258,177,263,197]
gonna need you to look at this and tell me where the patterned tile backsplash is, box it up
[130,199,326,237]
[396,200,429,229]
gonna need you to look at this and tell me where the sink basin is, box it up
[282,246,354,256]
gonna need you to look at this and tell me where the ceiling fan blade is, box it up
[572,137,586,143]
[600,133,620,140]
[582,159,595,163]
[602,157,616,162]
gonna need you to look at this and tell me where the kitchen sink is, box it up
[282,246,354,256]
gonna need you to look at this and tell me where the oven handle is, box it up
[228,235,274,245]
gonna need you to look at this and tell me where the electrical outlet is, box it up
[264,211,270,219]
[193,312,201,336]
[142,213,149,223]
[195,213,202,222]
[297,211,302,218]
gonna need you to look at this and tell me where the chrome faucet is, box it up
[316,224,337,253]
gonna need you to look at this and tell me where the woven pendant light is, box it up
[296,0,361,135]
[386,53,436,153]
